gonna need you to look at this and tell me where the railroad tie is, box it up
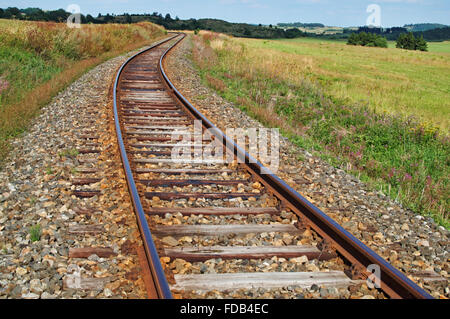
[171,272,364,292]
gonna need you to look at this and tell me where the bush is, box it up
[396,32,428,51]
[347,32,387,48]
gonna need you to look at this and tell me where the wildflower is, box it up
[388,168,396,179]
[404,173,412,181]
[0,78,9,94]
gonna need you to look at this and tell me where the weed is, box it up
[58,148,79,158]
[195,94,207,101]
[29,196,37,205]
[29,224,41,242]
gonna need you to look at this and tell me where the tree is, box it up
[6,7,20,17]
[104,13,114,23]
[124,13,132,23]
[347,32,358,45]
[373,36,388,48]
[405,32,416,49]
[396,32,428,51]
[347,32,387,48]
[84,14,94,23]
[396,33,406,49]
[285,28,304,39]
[415,35,428,51]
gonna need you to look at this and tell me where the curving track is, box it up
[113,33,432,299]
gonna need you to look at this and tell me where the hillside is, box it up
[404,23,448,32]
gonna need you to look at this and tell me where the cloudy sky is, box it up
[2,0,449,27]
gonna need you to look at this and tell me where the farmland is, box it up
[191,32,449,226]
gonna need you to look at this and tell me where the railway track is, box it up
[113,33,433,299]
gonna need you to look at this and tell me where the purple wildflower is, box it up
[0,78,9,94]
[388,168,396,179]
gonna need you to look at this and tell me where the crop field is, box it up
[0,19,166,160]
[191,32,449,227]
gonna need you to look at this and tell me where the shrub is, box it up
[347,32,388,48]
[396,32,428,51]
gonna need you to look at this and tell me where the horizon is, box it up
[1,0,449,28]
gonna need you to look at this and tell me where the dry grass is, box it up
[0,19,166,161]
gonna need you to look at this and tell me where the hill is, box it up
[277,22,325,28]
[404,23,448,32]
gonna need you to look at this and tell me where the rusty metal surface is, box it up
[113,35,180,299]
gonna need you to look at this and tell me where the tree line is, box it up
[349,25,450,41]
[0,7,306,39]
[347,32,388,48]
[347,31,428,51]
[277,22,324,28]
[1,7,448,42]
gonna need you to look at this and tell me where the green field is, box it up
[192,32,449,227]
[246,37,450,131]
[279,37,450,54]
[387,40,450,53]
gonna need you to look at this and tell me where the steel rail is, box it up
[159,34,433,299]
[113,34,179,299]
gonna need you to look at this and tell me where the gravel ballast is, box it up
[0,43,170,299]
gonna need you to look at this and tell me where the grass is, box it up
[29,224,41,242]
[248,37,450,131]
[388,40,450,53]
[190,32,449,228]
[58,148,79,158]
[0,19,166,162]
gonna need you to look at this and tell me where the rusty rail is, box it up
[113,35,178,299]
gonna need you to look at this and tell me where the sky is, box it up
[1,0,449,27]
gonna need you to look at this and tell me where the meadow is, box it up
[191,32,449,227]
[0,19,166,160]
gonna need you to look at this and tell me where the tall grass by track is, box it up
[0,19,166,161]
[190,32,449,228]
